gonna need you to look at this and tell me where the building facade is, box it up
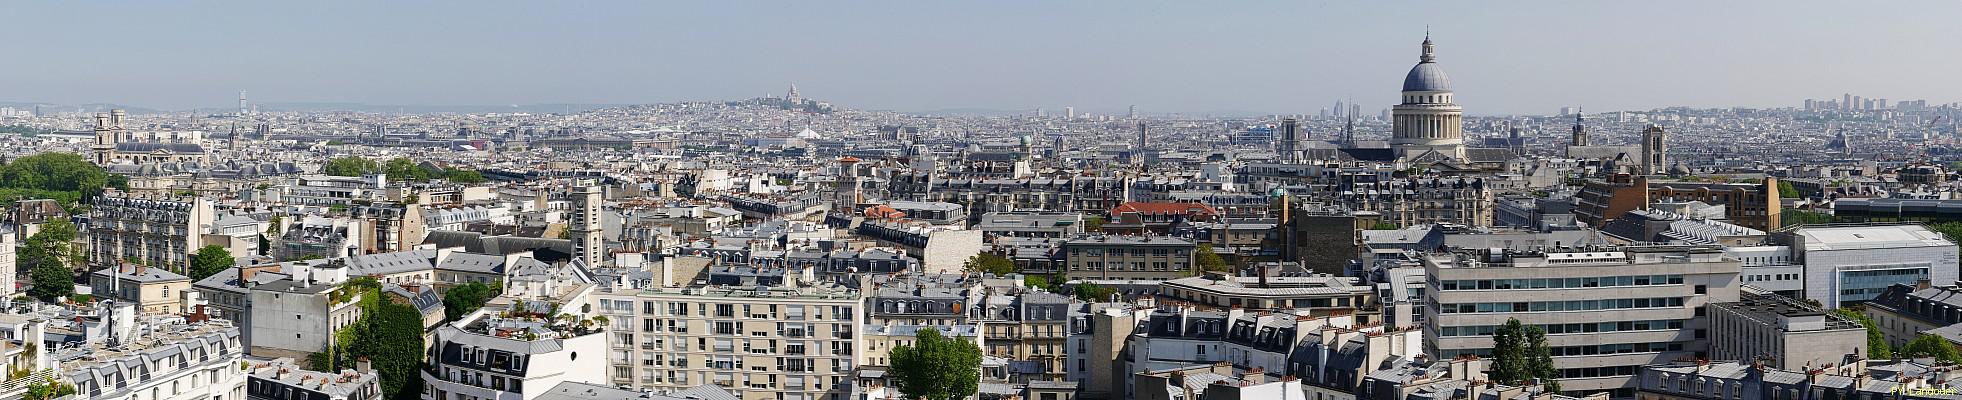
[87,194,218,273]
[1424,246,1741,394]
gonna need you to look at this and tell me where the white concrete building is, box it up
[421,309,609,400]
[1783,225,1959,307]
[1423,245,1741,394]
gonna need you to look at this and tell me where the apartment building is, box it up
[1423,245,1741,394]
[1316,177,1495,228]
[1158,272,1377,319]
[56,311,249,400]
[590,266,865,400]
[1862,281,1962,349]
[246,358,384,400]
[86,193,217,273]
[1061,235,1196,281]
[421,309,608,400]
[89,264,192,315]
[1575,175,1783,231]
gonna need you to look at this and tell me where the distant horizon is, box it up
[6,1,1959,115]
[2,95,1945,118]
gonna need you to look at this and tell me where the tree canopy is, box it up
[889,328,982,400]
[443,281,501,322]
[1082,215,1104,232]
[1830,308,1893,359]
[1490,318,1561,392]
[0,153,123,201]
[1903,333,1962,364]
[962,253,1016,276]
[309,278,426,399]
[189,245,236,281]
[1195,244,1230,273]
[1072,282,1117,302]
[323,157,381,177]
[24,217,81,302]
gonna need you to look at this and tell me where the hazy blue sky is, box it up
[6,1,1957,115]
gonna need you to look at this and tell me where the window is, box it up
[1195,345,1206,355]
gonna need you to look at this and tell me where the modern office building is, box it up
[1777,224,1959,307]
[1423,245,1741,394]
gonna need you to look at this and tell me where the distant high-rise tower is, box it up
[1278,118,1302,162]
[569,183,605,265]
[786,83,801,104]
[1391,34,1465,161]
[1641,124,1667,175]
[1570,111,1589,146]
[1128,105,1137,119]
[238,90,249,116]
[1065,106,1076,120]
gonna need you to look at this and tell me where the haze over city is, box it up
[7,0,1960,115]
[7,3,1962,400]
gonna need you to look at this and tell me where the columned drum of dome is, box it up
[1392,35,1466,161]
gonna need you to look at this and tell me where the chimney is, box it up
[1918,278,1934,290]
[1242,367,1266,385]
[356,357,372,374]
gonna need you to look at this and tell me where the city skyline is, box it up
[6,1,1961,115]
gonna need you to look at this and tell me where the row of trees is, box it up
[323,157,486,184]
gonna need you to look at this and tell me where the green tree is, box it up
[1072,282,1117,302]
[443,168,487,184]
[383,157,439,182]
[1195,244,1230,273]
[1082,215,1104,232]
[1525,324,1560,393]
[24,218,81,302]
[1904,333,1962,363]
[1490,319,1528,384]
[23,378,75,400]
[1830,308,1893,359]
[1782,208,1838,227]
[189,245,236,281]
[1777,181,1801,198]
[310,278,427,399]
[888,328,982,400]
[962,253,1016,276]
[443,281,501,322]
[323,157,380,177]
[1491,318,1559,389]
[0,152,115,197]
